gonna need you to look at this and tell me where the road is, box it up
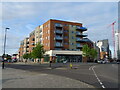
[2,62,119,88]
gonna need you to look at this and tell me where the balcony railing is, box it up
[76,32,88,37]
[76,38,87,42]
[55,30,63,34]
[55,23,63,27]
[55,43,63,47]
[55,37,63,40]
[76,45,83,48]
[76,26,87,31]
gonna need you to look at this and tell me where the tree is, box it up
[82,44,91,57]
[89,48,97,60]
[31,42,45,62]
[23,53,29,59]
[82,44,97,62]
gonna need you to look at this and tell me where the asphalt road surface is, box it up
[3,63,119,88]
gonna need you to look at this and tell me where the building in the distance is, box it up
[93,42,100,61]
[19,19,93,62]
[115,31,120,60]
[96,39,110,60]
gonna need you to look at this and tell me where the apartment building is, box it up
[19,37,29,60]
[96,39,110,59]
[19,19,92,62]
[35,25,43,45]
[29,31,35,53]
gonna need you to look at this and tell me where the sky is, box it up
[0,1,119,57]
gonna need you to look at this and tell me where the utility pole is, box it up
[2,27,10,69]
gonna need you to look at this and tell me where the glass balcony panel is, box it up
[55,23,63,27]
[55,30,63,34]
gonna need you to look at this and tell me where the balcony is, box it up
[55,30,63,34]
[76,44,83,48]
[76,32,87,37]
[55,36,63,40]
[76,26,87,31]
[55,23,63,27]
[26,46,29,48]
[55,43,63,47]
[76,38,87,42]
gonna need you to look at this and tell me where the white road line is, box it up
[89,66,93,70]
[92,66,106,88]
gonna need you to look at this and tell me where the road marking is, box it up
[89,66,93,70]
[91,66,106,88]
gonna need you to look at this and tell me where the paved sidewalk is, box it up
[2,67,95,88]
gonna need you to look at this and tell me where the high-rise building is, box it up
[115,31,120,60]
[19,19,93,62]
[96,39,110,59]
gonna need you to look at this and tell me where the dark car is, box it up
[116,60,120,64]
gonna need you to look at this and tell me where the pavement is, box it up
[2,67,95,88]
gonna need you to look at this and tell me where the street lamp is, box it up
[2,27,10,69]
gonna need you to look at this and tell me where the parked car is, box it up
[102,60,106,64]
[12,59,17,62]
[116,60,120,64]
[97,60,103,64]
[97,60,106,64]
[63,60,67,64]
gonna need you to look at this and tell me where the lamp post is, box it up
[2,27,10,69]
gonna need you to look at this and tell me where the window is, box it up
[32,38,35,41]
[64,30,68,32]
[72,36,74,39]
[48,30,50,34]
[64,36,68,39]
[32,43,35,46]
[71,31,74,33]
[64,24,68,26]
[64,42,68,45]
[48,36,50,40]
[46,24,48,28]
[48,23,50,27]
[71,43,74,45]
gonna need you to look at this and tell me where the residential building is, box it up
[35,25,43,45]
[19,19,93,62]
[96,39,110,60]
[18,37,29,60]
[29,31,35,53]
